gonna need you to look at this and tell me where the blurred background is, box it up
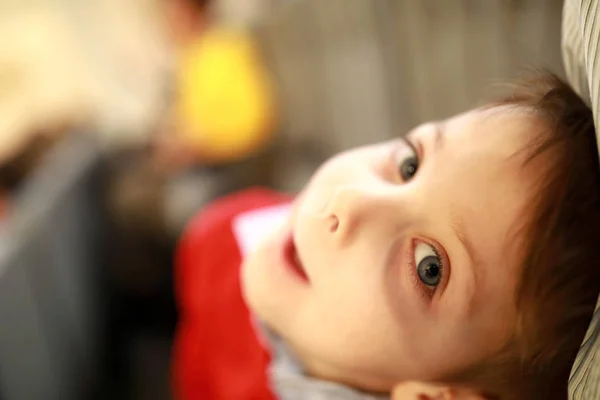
[0,0,564,399]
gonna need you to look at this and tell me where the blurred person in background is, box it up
[101,0,280,398]
[157,0,275,171]
[0,10,94,218]
[0,0,279,399]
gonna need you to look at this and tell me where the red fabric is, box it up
[172,187,292,400]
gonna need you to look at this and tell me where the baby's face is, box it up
[242,106,547,391]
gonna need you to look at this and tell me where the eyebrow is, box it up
[434,122,446,152]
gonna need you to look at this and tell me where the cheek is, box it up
[300,253,413,344]
[240,242,276,316]
[300,282,409,363]
[297,284,460,381]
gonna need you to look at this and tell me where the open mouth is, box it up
[283,233,309,283]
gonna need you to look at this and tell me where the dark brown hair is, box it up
[190,0,211,10]
[444,72,600,400]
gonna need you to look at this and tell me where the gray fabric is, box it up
[562,0,600,398]
[260,323,388,400]
[563,0,600,134]
[0,134,105,400]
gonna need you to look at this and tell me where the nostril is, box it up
[329,215,340,233]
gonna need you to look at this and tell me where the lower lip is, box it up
[282,232,309,283]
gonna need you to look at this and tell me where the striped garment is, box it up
[562,1,600,398]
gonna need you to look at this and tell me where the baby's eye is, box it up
[396,138,419,181]
[414,242,442,287]
[399,156,418,181]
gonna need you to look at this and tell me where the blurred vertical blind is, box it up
[256,0,565,190]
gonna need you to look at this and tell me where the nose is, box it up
[325,185,393,243]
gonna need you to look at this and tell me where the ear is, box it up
[392,381,487,400]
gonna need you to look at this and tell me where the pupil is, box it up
[426,263,439,278]
[401,158,418,180]
[417,255,441,287]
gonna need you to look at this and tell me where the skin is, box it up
[241,105,548,395]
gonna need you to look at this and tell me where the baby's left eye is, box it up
[399,155,419,181]
[395,138,419,182]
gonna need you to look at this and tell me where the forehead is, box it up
[419,105,547,199]
[447,106,544,157]
[423,107,547,321]
[438,106,547,196]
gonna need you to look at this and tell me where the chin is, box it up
[240,253,267,317]
[240,246,289,326]
[242,229,311,323]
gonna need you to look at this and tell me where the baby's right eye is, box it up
[414,242,442,288]
[395,138,419,181]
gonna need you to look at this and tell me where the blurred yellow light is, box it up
[177,28,276,164]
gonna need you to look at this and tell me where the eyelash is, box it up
[400,136,419,160]
[406,239,445,303]
[394,137,421,181]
